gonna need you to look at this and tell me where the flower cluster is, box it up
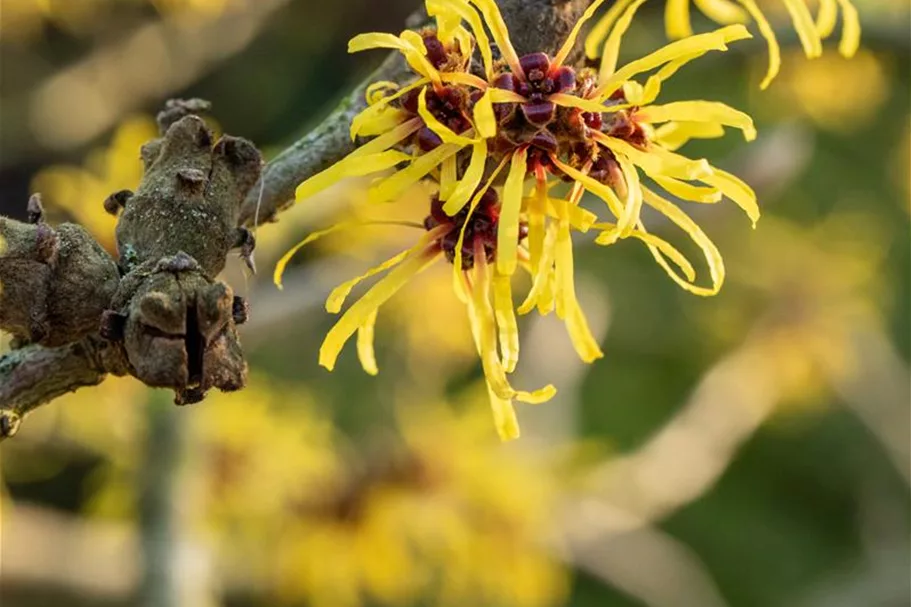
[279,0,769,439]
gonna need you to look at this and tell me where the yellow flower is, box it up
[586,0,861,88]
[283,0,761,439]
[276,398,570,607]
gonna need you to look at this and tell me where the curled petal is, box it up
[428,0,496,78]
[467,0,523,77]
[665,0,694,39]
[781,0,823,58]
[493,273,519,373]
[699,167,760,226]
[554,219,603,362]
[642,187,725,296]
[368,143,461,204]
[653,175,723,203]
[356,309,379,376]
[599,0,650,81]
[349,32,442,84]
[443,139,488,216]
[637,101,757,141]
[653,120,726,151]
[815,0,838,38]
[320,248,440,370]
[835,0,860,57]
[595,25,751,98]
[693,0,748,24]
[736,0,780,88]
[295,149,413,203]
[496,148,528,276]
[552,0,611,67]
[549,154,624,219]
[584,0,637,59]
[472,87,497,138]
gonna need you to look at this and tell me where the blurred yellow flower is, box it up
[276,397,570,607]
[586,0,861,88]
[767,49,889,131]
[707,212,890,405]
[31,115,158,252]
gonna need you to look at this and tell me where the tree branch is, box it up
[0,0,595,439]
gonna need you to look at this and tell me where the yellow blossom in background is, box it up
[31,115,158,252]
[276,395,570,607]
[586,0,861,88]
[766,49,889,131]
[705,212,890,405]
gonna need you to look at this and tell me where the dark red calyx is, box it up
[552,66,577,93]
[520,53,551,81]
[521,101,556,126]
[529,129,558,153]
[417,126,443,151]
[422,34,448,68]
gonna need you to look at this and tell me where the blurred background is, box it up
[1,1,909,606]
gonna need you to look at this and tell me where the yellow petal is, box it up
[274,224,347,289]
[486,384,520,441]
[815,0,838,38]
[472,87,497,139]
[653,175,723,203]
[593,133,713,181]
[356,309,379,375]
[467,0,523,76]
[555,219,603,362]
[368,143,461,204]
[440,71,490,89]
[349,32,442,83]
[443,139,488,215]
[835,0,860,57]
[616,155,643,237]
[549,154,624,219]
[365,80,399,104]
[553,0,610,67]
[642,187,725,295]
[637,101,757,141]
[352,89,425,139]
[471,253,556,404]
[665,0,694,39]
[693,0,748,24]
[653,120,726,150]
[357,107,410,137]
[418,87,476,146]
[545,197,598,232]
[518,223,558,315]
[320,249,440,370]
[595,25,751,98]
[428,0,495,78]
[699,167,760,226]
[496,148,528,276]
[599,0,650,81]
[294,150,412,202]
[781,0,823,58]
[584,0,636,59]
[493,273,519,372]
[629,224,699,282]
[526,179,548,280]
[735,0,781,89]
[326,249,412,313]
[440,155,457,201]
